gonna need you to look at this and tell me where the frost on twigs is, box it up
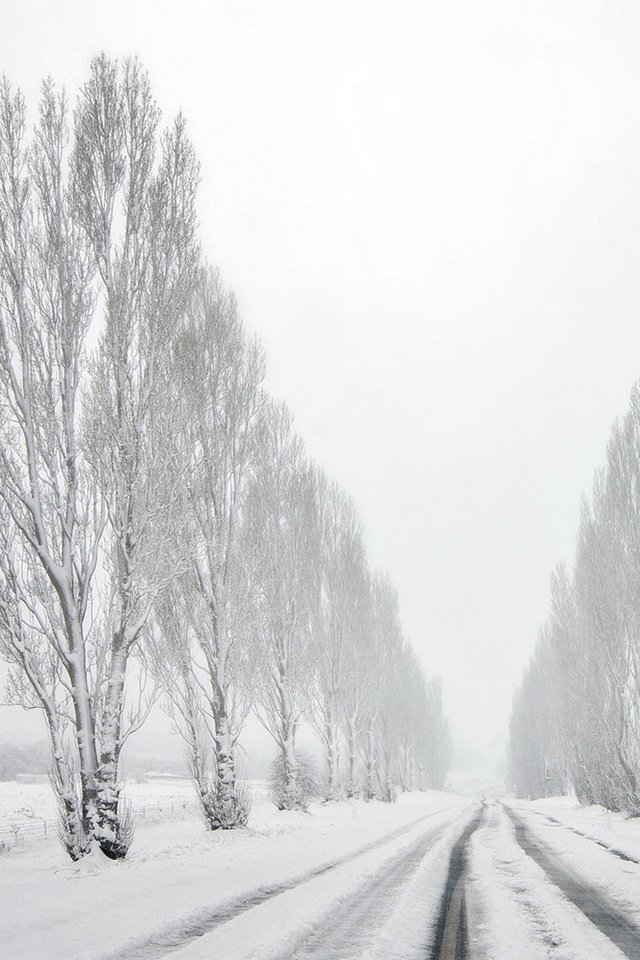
[0,54,200,860]
[0,51,453,865]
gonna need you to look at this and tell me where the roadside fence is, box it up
[0,796,198,851]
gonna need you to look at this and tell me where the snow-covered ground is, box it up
[464,797,640,959]
[467,801,633,959]
[523,794,640,863]
[6,783,640,960]
[0,777,201,849]
[0,777,198,828]
[0,783,470,960]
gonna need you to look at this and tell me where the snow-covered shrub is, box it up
[269,751,319,812]
[196,776,251,831]
[50,762,135,860]
[49,766,90,862]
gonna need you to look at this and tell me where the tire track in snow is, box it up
[505,806,640,959]
[429,805,484,960]
[102,803,463,960]
[280,812,466,959]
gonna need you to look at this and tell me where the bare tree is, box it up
[160,267,265,828]
[0,55,454,854]
[77,55,200,856]
[339,543,372,798]
[0,76,106,858]
[420,677,452,790]
[310,477,367,800]
[509,383,640,813]
[249,402,319,810]
[0,56,200,858]
[357,572,401,801]
[394,642,426,792]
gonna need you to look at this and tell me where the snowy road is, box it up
[103,801,468,960]
[466,801,640,960]
[146,801,476,960]
[504,805,640,957]
[429,807,484,960]
[286,806,478,960]
[164,797,640,960]
[6,790,640,959]
[276,799,640,960]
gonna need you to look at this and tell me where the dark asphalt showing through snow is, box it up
[506,806,640,960]
[100,803,462,960]
[429,805,484,960]
[287,814,461,959]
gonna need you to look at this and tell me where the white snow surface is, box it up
[6,782,640,960]
[505,799,640,932]
[0,783,467,960]
[0,777,198,828]
[467,802,628,960]
[361,817,472,960]
[524,795,640,863]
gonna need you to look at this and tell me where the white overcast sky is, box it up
[2,0,640,759]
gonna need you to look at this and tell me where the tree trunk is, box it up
[324,704,340,800]
[281,718,301,809]
[67,646,99,838]
[95,641,129,858]
[345,715,358,798]
[45,696,90,860]
[364,723,377,800]
[209,708,248,828]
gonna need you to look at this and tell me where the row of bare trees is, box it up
[154,271,451,828]
[508,384,640,813]
[0,57,451,861]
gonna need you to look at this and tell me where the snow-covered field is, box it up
[0,777,201,849]
[0,777,198,823]
[0,783,470,960]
